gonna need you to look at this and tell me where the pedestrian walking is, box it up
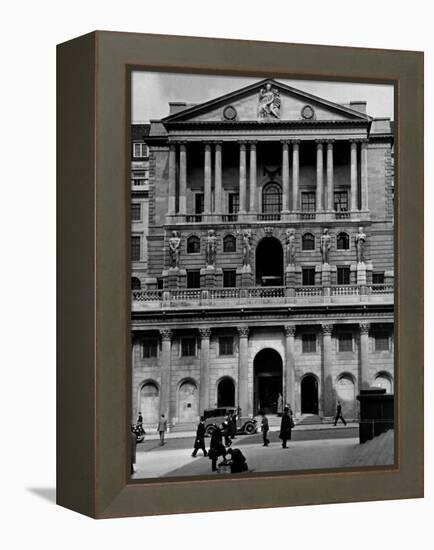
[334,401,347,426]
[229,411,237,439]
[226,448,249,473]
[279,406,292,448]
[130,426,137,475]
[192,416,208,457]
[136,411,145,435]
[208,424,227,472]
[222,417,232,446]
[157,414,168,445]
[261,411,270,446]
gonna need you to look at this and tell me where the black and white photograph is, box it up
[129,72,395,480]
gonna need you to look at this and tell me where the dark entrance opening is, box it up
[217,378,235,407]
[253,348,283,414]
[255,237,284,286]
[301,374,319,414]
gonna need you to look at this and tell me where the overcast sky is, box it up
[131,71,394,124]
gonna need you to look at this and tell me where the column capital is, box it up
[315,139,326,146]
[237,326,249,338]
[281,139,290,146]
[360,322,370,335]
[326,139,335,147]
[204,142,212,150]
[321,323,333,335]
[247,140,258,146]
[159,328,173,341]
[199,327,211,339]
[290,139,300,145]
[350,138,362,144]
[284,325,296,337]
[238,141,248,150]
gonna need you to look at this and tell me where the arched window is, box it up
[131,277,141,290]
[187,235,200,254]
[302,233,315,251]
[337,232,350,250]
[262,182,282,214]
[223,234,236,253]
[375,372,393,393]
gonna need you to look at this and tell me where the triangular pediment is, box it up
[162,79,371,124]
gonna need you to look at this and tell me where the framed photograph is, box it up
[57,31,423,518]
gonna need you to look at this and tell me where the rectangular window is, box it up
[375,332,390,351]
[186,270,201,288]
[334,191,349,212]
[338,333,353,352]
[302,267,315,286]
[133,143,148,158]
[143,340,158,358]
[195,193,204,214]
[131,235,141,262]
[302,333,316,353]
[337,267,350,285]
[228,193,239,213]
[301,192,316,212]
[181,337,196,357]
[131,203,141,221]
[219,336,234,356]
[373,272,385,284]
[223,269,237,288]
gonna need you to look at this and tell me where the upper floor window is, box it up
[337,232,350,250]
[262,182,282,214]
[131,236,141,262]
[301,191,316,212]
[181,337,196,357]
[334,191,348,212]
[373,272,385,284]
[223,269,237,288]
[186,270,201,288]
[132,142,148,158]
[338,332,353,352]
[131,277,141,290]
[302,333,316,353]
[302,233,315,251]
[302,267,315,286]
[375,331,390,351]
[195,193,204,214]
[131,203,141,222]
[337,266,350,285]
[223,235,236,253]
[219,337,234,356]
[143,339,158,358]
[187,235,200,254]
[228,193,239,214]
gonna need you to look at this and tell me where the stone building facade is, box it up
[131,79,394,428]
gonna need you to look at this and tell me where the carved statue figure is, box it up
[242,229,252,267]
[205,229,217,267]
[258,83,281,119]
[355,226,367,263]
[168,230,181,268]
[286,228,296,266]
[320,228,331,264]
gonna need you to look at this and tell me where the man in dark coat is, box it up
[192,416,208,457]
[130,426,137,475]
[222,418,232,446]
[209,424,227,472]
[226,448,248,473]
[228,411,237,438]
[334,401,347,426]
[261,412,270,446]
[279,406,292,448]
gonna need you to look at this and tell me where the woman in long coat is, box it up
[279,406,292,448]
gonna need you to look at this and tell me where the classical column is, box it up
[322,324,334,417]
[237,326,249,415]
[179,143,187,215]
[214,143,222,215]
[159,328,173,418]
[249,142,257,213]
[239,142,247,214]
[282,141,290,212]
[292,140,300,211]
[326,140,334,211]
[284,325,296,410]
[204,143,212,214]
[168,144,176,215]
[199,328,211,413]
[360,323,370,390]
[316,141,324,212]
[350,140,358,212]
[361,140,369,211]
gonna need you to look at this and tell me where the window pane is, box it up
[262,183,282,213]
[223,269,236,287]
[131,236,140,262]
[223,235,236,252]
[337,233,349,250]
[302,267,315,286]
[187,236,200,253]
[228,193,239,213]
[375,332,390,351]
[302,334,316,353]
[334,191,348,212]
[131,203,141,221]
[338,333,353,352]
[337,267,350,285]
[181,338,196,356]
[219,337,233,356]
[373,272,385,284]
[187,270,200,288]
[143,340,158,358]
[195,194,204,214]
[302,233,315,250]
[301,192,316,212]
[131,277,141,290]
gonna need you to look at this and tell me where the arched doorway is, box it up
[335,373,356,419]
[177,379,199,423]
[217,377,235,407]
[301,374,319,415]
[255,237,283,286]
[253,348,283,414]
[375,372,393,394]
[140,381,160,425]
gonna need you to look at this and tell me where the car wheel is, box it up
[205,425,215,437]
[244,422,256,434]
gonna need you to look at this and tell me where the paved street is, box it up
[132,425,361,479]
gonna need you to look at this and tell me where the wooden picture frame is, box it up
[57,31,423,518]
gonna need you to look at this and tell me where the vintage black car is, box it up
[203,407,257,436]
